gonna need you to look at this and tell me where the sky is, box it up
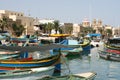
[0,0,120,27]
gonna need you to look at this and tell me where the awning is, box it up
[87,33,101,37]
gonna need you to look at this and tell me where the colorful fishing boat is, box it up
[0,51,20,55]
[56,39,83,56]
[38,72,97,80]
[79,39,91,50]
[0,44,69,73]
[98,50,120,61]
[0,54,19,60]
[104,44,120,50]
[0,53,60,69]
[11,35,37,43]
[0,51,20,60]
[104,38,120,50]
[49,34,71,37]
[0,44,69,52]
[106,49,120,54]
[59,39,80,48]
[61,46,83,57]
[90,39,103,47]
[0,66,55,80]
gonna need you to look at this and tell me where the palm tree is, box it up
[12,23,25,37]
[0,17,8,32]
[58,27,63,34]
[38,23,47,33]
[53,20,60,34]
[46,23,54,34]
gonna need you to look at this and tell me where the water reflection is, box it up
[61,47,120,80]
[64,50,91,60]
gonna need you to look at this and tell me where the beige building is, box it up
[112,27,120,37]
[72,24,80,37]
[82,18,90,27]
[92,19,103,27]
[0,10,35,35]
[104,25,112,30]
[91,19,103,33]
[63,23,73,34]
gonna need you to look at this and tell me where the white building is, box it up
[39,19,55,24]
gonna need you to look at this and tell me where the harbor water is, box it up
[61,46,120,80]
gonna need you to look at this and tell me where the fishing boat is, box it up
[79,39,91,50]
[0,44,69,73]
[104,44,120,50]
[86,33,102,47]
[0,66,55,80]
[0,53,60,69]
[61,46,83,57]
[0,35,6,41]
[57,39,83,56]
[59,39,80,48]
[106,49,120,54]
[98,50,109,59]
[50,34,71,37]
[0,54,19,60]
[11,35,37,43]
[98,50,120,61]
[38,72,97,80]
[90,39,103,47]
[0,44,69,52]
[0,51,20,60]
[104,38,120,50]
[0,51,20,55]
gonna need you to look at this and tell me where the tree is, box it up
[53,20,60,34]
[82,27,94,35]
[46,23,54,34]
[93,30,96,33]
[0,17,8,32]
[58,27,63,34]
[38,23,47,33]
[12,23,25,37]
[65,25,73,34]
[106,29,112,37]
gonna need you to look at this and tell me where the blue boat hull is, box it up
[82,45,91,51]
[0,54,60,68]
[0,60,56,67]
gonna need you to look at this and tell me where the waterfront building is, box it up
[112,26,120,37]
[104,25,112,30]
[104,25,113,38]
[39,19,55,24]
[63,23,73,34]
[73,24,82,37]
[98,19,102,27]
[82,18,90,27]
[35,19,59,34]
[91,19,103,28]
[0,10,35,35]
[91,19,103,33]
[92,19,97,27]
